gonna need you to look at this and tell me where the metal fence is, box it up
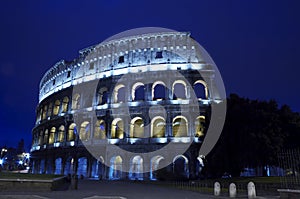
[278,148,300,189]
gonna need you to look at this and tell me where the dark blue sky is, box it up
[0,0,299,149]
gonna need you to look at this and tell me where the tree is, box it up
[204,94,299,178]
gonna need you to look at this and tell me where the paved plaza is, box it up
[0,180,279,199]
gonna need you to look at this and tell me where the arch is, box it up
[72,93,81,109]
[38,131,43,145]
[94,119,106,139]
[109,156,123,180]
[47,102,53,117]
[53,100,61,115]
[62,97,69,112]
[43,129,49,144]
[132,82,145,101]
[196,156,205,177]
[79,121,90,141]
[58,125,65,142]
[173,155,189,178]
[49,127,55,144]
[64,156,73,175]
[39,159,45,174]
[37,108,42,122]
[111,118,124,139]
[42,105,47,120]
[113,84,125,103]
[152,81,166,100]
[130,117,144,138]
[150,155,165,180]
[77,157,88,177]
[91,157,104,179]
[172,80,187,99]
[68,123,77,141]
[129,155,143,180]
[151,116,166,138]
[54,157,62,175]
[195,116,205,137]
[194,80,208,99]
[172,116,188,137]
[98,87,108,105]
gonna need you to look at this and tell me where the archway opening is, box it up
[77,157,88,177]
[58,125,65,142]
[173,155,189,179]
[111,119,124,139]
[109,156,122,180]
[172,116,188,137]
[49,127,55,144]
[54,158,62,175]
[132,83,145,101]
[194,81,208,99]
[150,156,164,180]
[53,100,61,115]
[153,82,165,100]
[72,93,81,109]
[130,117,144,138]
[62,97,69,112]
[113,84,125,103]
[94,120,106,139]
[79,121,90,141]
[129,156,143,180]
[173,81,186,99]
[195,116,205,138]
[68,123,76,141]
[151,117,165,138]
[98,87,108,105]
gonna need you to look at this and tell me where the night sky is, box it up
[0,0,299,149]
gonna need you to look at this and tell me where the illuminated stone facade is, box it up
[31,29,221,180]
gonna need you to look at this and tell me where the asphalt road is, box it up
[0,180,279,199]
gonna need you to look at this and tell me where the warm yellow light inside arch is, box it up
[53,100,61,115]
[151,116,166,138]
[130,117,144,138]
[68,123,76,141]
[62,97,69,112]
[58,125,65,142]
[111,118,124,139]
[172,116,188,137]
[94,119,106,139]
[195,116,205,137]
[49,127,56,144]
[79,121,90,141]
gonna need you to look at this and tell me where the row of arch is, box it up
[32,116,205,145]
[98,79,208,105]
[36,79,208,122]
[33,154,204,180]
[37,97,69,122]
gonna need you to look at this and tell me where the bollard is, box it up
[214,182,221,196]
[229,183,237,198]
[247,181,256,198]
[71,174,78,190]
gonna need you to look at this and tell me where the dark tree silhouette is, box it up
[204,94,300,178]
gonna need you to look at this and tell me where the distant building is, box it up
[30,28,223,180]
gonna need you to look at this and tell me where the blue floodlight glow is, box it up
[18,160,23,165]
[0,159,3,165]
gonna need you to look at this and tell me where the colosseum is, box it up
[30,28,224,180]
